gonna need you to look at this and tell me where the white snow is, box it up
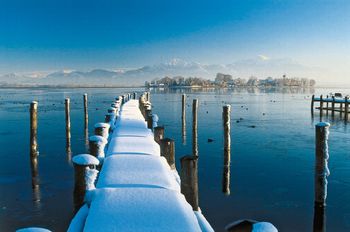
[85,167,99,190]
[67,204,89,232]
[72,154,100,166]
[107,136,160,156]
[94,122,110,129]
[252,222,278,232]
[16,228,51,232]
[97,155,180,191]
[83,188,202,232]
[89,135,107,144]
[112,126,153,138]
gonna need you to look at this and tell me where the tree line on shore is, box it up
[145,73,316,88]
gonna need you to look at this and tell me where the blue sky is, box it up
[0,0,349,82]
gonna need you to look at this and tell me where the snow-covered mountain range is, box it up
[0,57,321,87]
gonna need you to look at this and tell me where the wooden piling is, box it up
[313,122,330,232]
[182,94,186,145]
[180,155,199,211]
[320,95,323,119]
[311,95,315,115]
[65,98,71,153]
[30,101,38,157]
[315,122,330,206]
[160,138,175,169]
[83,94,88,127]
[326,95,329,112]
[331,96,335,117]
[72,154,99,211]
[222,105,231,195]
[154,126,165,144]
[192,99,198,157]
[133,92,137,99]
[94,123,110,138]
[345,97,349,121]
[89,135,108,161]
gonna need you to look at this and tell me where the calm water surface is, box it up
[0,87,349,231]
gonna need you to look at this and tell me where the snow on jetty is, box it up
[68,93,214,232]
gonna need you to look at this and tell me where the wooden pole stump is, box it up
[311,95,315,115]
[320,95,323,119]
[72,154,99,211]
[89,135,108,161]
[180,155,199,211]
[94,123,110,138]
[154,126,165,144]
[331,96,335,117]
[222,105,231,195]
[182,94,186,145]
[83,94,88,127]
[192,99,198,157]
[345,97,349,121]
[313,122,330,232]
[65,98,71,153]
[160,138,175,169]
[30,101,38,158]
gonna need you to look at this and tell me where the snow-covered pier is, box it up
[68,92,214,232]
[311,94,349,120]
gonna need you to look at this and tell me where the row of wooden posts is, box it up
[311,94,349,121]
[29,91,329,230]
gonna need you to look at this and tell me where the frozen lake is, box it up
[0,87,349,231]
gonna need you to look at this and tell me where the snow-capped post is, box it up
[311,95,315,115]
[89,135,108,161]
[105,113,115,124]
[180,155,199,211]
[319,95,323,118]
[30,101,38,157]
[331,96,335,117]
[121,95,125,104]
[65,98,71,153]
[223,105,231,195]
[345,97,349,121]
[83,93,88,127]
[107,107,116,114]
[314,122,330,231]
[192,99,199,157]
[72,154,99,211]
[94,123,110,139]
[133,92,137,99]
[160,138,176,169]
[154,126,165,144]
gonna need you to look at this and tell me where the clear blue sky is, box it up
[0,0,349,81]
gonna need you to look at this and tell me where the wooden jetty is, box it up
[67,93,214,232]
[311,94,349,120]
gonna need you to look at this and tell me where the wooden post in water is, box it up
[192,99,198,157]
[83,94,88,126]
[72,154,99,211]
[182,94,186,145]
[326,95,329,113]
[94,123,110,138]
[331,96,335,117]
[65,98,71,153]
[345,97,349,121]
[160,138,175,169]
[222,105,231,195]
[320,95,323,119]
[313,122,330,232]
[180,155,199,211]
[154,126,165,144]
[89,135,108,160]
[311,95,315,115]
[133,92,137,99]
[30,101,38,157]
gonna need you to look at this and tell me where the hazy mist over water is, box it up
[1,87,350,231]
